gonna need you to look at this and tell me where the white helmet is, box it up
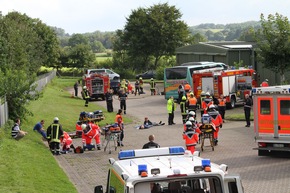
[206,92,210,96]
[81,124,87,130]
[189,111,195,116]
[188,117,195,122]
[83,86,87,89]
[185,121,192,126]
[53,117,59,121]
[209,104,215,109]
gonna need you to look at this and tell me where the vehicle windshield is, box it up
[134,177,223,193]
[165,67,187,80]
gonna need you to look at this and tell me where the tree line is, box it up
[0,5,289,120]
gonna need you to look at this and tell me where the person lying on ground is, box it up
[138,117,165,129]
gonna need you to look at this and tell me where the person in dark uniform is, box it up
[105,88,114,112]
[142,134,160,149]
[118,89,128,114]
[244,94,252,127]
[82,86,90,107]
[73,81,79,97]
[46,117,64,155]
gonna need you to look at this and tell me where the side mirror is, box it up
[94,185,103,193]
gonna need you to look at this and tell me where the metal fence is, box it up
[0,70,56,127]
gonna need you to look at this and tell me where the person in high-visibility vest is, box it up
[82,86,90,107]
[180,96,188,124]
[183,121,199,154]
[60,131,74,153]
[208,105,223,146]
[149,78,156,95]
[167,96,177,125]
[139,77,144,93]
[218,94,226,122]
[187,92,197,113]
[201,92,213,114]
[46,117,64,155]
[115,109,124,146]
[260,79,269,87]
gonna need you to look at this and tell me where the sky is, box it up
[0,0,289,34]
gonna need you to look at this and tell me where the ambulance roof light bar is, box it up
[118,146,185,160]
[252,86,290,95]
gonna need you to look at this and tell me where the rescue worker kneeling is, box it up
[207,105,223,146]
[81,122,101,151]
[182,121,199,154]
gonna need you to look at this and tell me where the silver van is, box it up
[86,69,120,80]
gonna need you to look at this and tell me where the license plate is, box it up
[273,144,284,148]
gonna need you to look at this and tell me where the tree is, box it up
[119,3,190,71]
[255,13,290,84]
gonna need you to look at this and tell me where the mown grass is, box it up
[225,112,254,121]
[0,77,130,193]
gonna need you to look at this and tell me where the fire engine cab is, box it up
[94,146,244,193]
[82,71,110,100]
[252,85,290,156]
[193,68,257,108]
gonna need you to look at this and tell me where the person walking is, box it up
[115,109,124,146]
[142,134,160,149]
[149,78,156,95]
[82,86,90,107]
[73,81,79,97]
[180,96,188,124]
[134,79,140,96]
[105,88,114,112]
[11,118,28,140]
[182,121,199,154]
[244,94,252,127]
[167,96,176,125]
[118,89,128,114]
[139,77,144,94]
[178,83,185,104]
[208,105,223,145]
[218,94,226,122]
[187,92,197,114]
[46,117,64,155]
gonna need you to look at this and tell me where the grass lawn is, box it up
[0,77,130,193]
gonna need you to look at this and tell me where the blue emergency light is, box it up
[138,164,147,175]
[169,146,185,154]
[118,150,135,160]
[252,88,256,94]
[202,159,211,167]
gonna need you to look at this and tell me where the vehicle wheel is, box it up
[227,97,236,109]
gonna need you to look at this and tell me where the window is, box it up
[165,68,187,79]
[280,100,290,115]
[134,177,222,193]
[260,100,270,115]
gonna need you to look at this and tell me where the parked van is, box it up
[85,68,120,80]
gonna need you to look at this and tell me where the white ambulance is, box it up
[94,146,244,193]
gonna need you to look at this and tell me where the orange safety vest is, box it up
[188,97,197,105]
[184,84,191,91]
[218,98,226,107]
[115,114,123,124]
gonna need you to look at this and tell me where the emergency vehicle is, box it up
[252,85,290,156]
[94,146,244,193]
[82,71,110,100]
[193,68,257,108]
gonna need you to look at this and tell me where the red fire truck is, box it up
[82,71,110,100]
[252,85,290,156]
[193,68,257,108]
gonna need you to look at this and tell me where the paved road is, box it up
[58,84,290,193]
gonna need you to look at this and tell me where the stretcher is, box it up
[199,124,215,151]
[102,124,121,154]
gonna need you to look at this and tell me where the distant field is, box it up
[95,52,112,62]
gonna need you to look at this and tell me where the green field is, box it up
[0,77,131,193]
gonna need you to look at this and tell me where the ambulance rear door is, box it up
[254,96,275,138]
[277,96,290,137]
